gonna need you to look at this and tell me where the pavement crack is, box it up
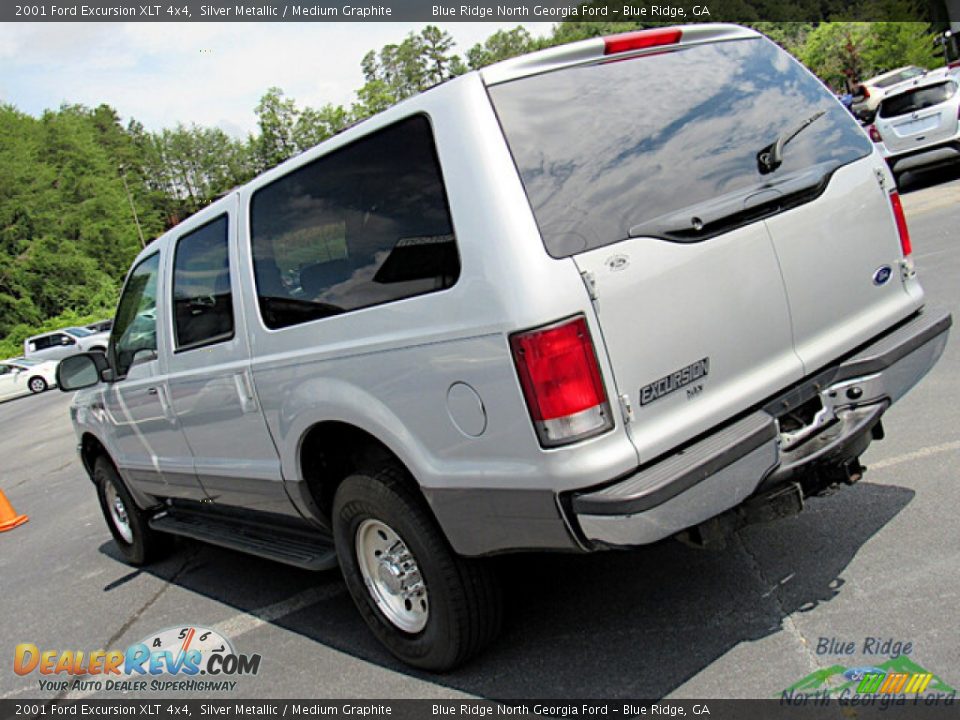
[735,531,820,674]
[102,549,199,650]
[49,549,199,703]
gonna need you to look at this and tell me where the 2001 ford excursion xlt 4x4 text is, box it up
[58,24,951,671]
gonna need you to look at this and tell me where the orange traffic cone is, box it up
[0,490,28,532]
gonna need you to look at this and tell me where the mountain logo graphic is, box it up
[781,656,956,697]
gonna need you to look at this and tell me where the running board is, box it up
[149,508,338,571]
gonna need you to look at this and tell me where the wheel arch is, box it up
[296,420,428,525]
[80,432,111,480]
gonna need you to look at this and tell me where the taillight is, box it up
[889,191,912,256]
[868,124,882,143]
[603,28,682,56]
[510,316,613,447]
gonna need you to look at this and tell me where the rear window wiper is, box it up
[757,110,826,175]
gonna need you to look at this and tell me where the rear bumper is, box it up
[883,139,960,174]
[571,308,951,549]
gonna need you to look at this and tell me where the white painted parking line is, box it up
[870,439,960,471]
[214,584,345,640]
[60,585,346,700]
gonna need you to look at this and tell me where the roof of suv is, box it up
[480,23,759,86]
[881,67,958,99]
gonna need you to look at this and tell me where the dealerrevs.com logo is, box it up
[14,625,261,693]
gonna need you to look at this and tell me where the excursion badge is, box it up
[640,358,710,406]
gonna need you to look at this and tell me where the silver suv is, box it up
[58,25,950,671]
[24,326,110,362]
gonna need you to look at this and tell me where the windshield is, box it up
[879,81,957,118]
[64,327,93,337]
[488,37,872,257]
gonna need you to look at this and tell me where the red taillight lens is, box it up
[868,124,882,143]
[510,316,613,447]
[889,191,912,256]
[603,28,682,56]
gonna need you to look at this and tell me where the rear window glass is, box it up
[873,67,925,89]
[879,81,957,118]
[489,37,872,257]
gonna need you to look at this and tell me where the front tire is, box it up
[333,465,502,671]
[94,457,168,566]
[28,376,47,393]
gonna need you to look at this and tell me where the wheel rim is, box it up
[104,482,134,544]
[355,519,429,633]
[29,378,45,392]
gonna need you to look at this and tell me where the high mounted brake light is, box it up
[889,191,912,257]
[603,28,683,56]
[510,316,613,448]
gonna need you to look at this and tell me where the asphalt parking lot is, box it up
[1,166,959,702]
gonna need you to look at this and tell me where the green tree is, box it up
[466,26,537,69]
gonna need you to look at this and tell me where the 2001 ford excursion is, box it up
[59,25,951,670]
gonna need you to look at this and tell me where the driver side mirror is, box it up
[57,352,109,392]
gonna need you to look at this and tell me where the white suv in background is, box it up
[851,65,927,122]
[870,69,960,186]
[24,326,110,362]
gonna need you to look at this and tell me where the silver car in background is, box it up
[870,69,960,186]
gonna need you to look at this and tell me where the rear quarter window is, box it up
[250,115,459,331]
[489,37,872,257]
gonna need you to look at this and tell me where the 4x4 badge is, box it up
[873,265,893,286]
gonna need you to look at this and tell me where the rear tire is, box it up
[94,457,169,566]
[333,465,502,671]
[28,376,47,393]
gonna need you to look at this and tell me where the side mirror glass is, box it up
[57,353,107,391]
[62,336,76,345]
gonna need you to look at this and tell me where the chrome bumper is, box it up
[573,308,951,548]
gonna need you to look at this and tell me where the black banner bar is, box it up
[3,699,960,720]
[0,0,945,22]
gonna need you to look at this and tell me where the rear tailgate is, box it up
[487,28,887,460]
[572,226,801,462]
[762,160,921,374]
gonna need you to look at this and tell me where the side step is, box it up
[149,508,339,571]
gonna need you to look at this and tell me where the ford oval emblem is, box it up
[605,254,630,272]
[873,265,893,286]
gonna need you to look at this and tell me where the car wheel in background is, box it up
[28,376,47,393]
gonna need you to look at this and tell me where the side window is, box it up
[250,114,459,330]
[30,337,47,351]
[111,253,161,378]
[172,216,234,351]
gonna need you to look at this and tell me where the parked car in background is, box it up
[86,319,113,334]
[852,65,928,122]
[24,326,110,362]
[869,71,960,186]
[0,357,58,399]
